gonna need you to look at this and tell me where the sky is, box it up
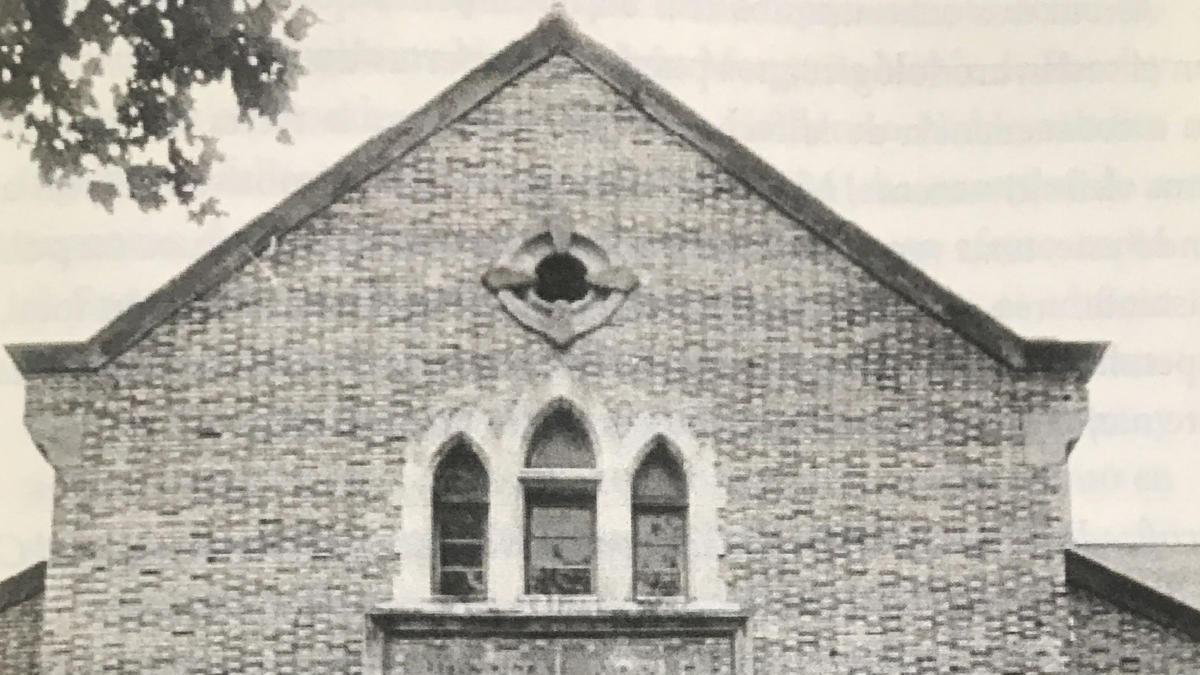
[1,1,1199,580]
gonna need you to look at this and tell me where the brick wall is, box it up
[0,563,44,674]
[0,594,42,674]
[23,55,1084,673]
[1068,587,1200,672]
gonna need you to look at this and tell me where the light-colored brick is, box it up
[13,54,1120,674]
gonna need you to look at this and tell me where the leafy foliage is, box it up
[0,0,316,221]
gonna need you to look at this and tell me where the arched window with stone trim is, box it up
[523,404,597,595]
[526,406,596,469]
[631,437,688,598]
[432,438,489,599]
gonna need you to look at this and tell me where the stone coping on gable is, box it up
[3,9,1107,382]
[0,560,46,614]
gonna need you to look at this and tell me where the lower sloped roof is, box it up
[1068,544,1200,641]
[0,560,45,614]
[4,9,1106,380]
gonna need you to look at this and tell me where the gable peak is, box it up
[534,3,581,48]
[541,3,573,25]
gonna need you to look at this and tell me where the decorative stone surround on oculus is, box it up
[483,224,638,346]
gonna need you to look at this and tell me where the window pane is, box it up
[636,544,684,571]
[527,408,594,468]
[439,570,485,597]
[529,539,593,568]
[528,567,592,595]
[441,542,484,568]
[433,443,488,502]
[632,443,686,505]
[438,503,486,540]
[635,512,686,545]
[525,495,595,595]
[528,505,591,537]
[432,443,488,598]
[634,509,686,598]
[634,569,682,597]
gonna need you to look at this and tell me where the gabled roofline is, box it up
[1066,547,1200,641]
[4,9,1106,381]
[0,560,45,614]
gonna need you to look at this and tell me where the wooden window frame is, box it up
[631,445,689,600]
[631,503,687,600]
[432,500,488,600]
[523,485,598,596]
[431,445,489,601]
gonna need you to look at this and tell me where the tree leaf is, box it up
[3,0,307,220]
[283,6,317,41]
[198,135,225,164]
[243,1,278,38]
[82,57,103,77]
[69,0,116,52]
[125,164,171,211]
[187,197,227,225]
[0,0,28,25]
[87,180,119,213]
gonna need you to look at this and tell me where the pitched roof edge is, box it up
[556,22,1106,381]
[4,11,1105,382]
[1066,547,1200,641]
[6,341,105,374]
[0,560,46,614]
[1025,339,1108,380]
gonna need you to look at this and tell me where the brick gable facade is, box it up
[9,13,1192,675]
[15,52,1090,674]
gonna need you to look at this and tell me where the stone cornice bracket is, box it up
[25,413,85,470]
[483,227,638,347]
[1022,401,1089,466]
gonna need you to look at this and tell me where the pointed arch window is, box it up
[432,439,489,599]
[524,405,597,595]
[632,439,688,598]
[527,407,596,469]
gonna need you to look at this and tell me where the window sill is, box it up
[427,594,488,604]
[632,594,689,607]
[518,468,601,491]
[519,593,600,604]
[372,597,744,618]
[368,600,748,637]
